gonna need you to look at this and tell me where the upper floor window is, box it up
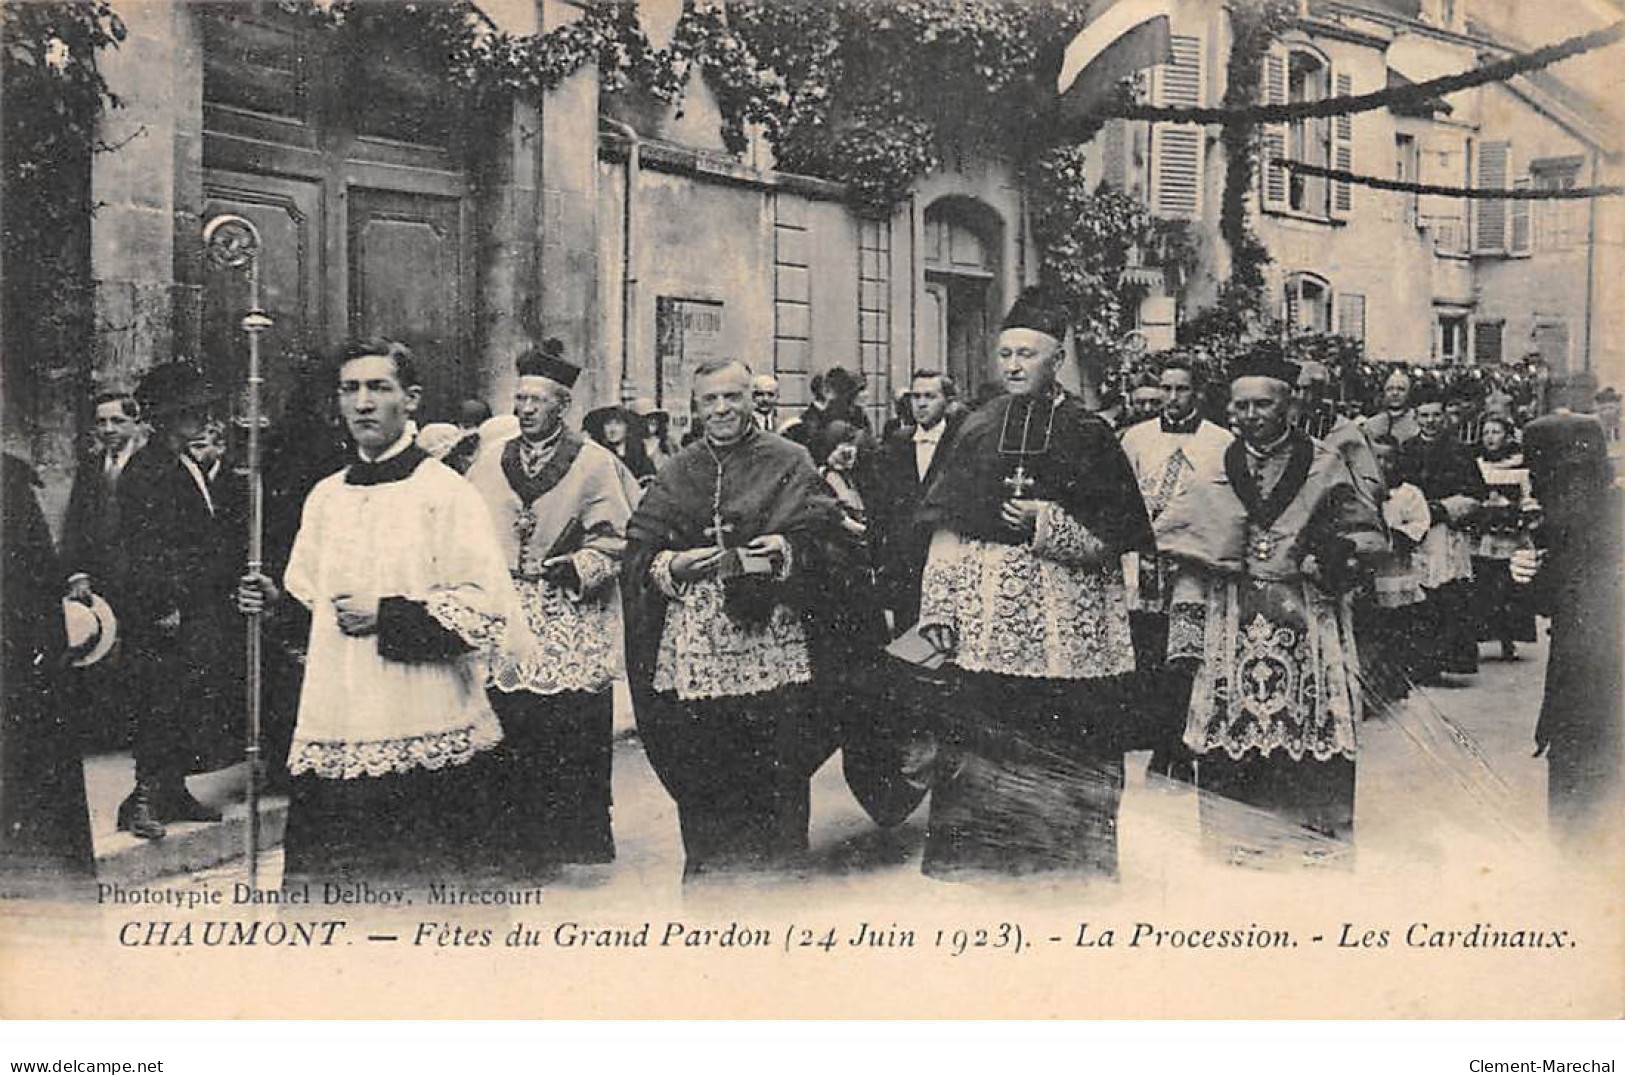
[1260,44,1353,222]
[1395,133,1419,225]
[1148,34,1204,220]
[1287,52,1329,214]
[1531,157,1585,250]
[1473,149,1584,256]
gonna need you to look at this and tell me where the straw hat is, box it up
[62,594,118,668]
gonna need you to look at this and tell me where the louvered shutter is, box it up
[1337,293,1366,343]
[1152,34,1203,219]
[1509,175,1532,254]
[1473,320,1503,364]
[1474,140,1509,253]
[1260,48,1289,213]
[1330,70,1354,218]
[1284,279,1300,332]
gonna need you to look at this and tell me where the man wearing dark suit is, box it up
[62,391,146,613]
[114,363,235,839]
[61,391,147,756]
[871,369,961,632]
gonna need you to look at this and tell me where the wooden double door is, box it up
[198,5,477,427]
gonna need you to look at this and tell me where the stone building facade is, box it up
[26,0,1040,525]
[16,0,1617,528]
[1096,0,1620,388]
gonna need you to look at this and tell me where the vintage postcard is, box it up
[2,0,1620,1022]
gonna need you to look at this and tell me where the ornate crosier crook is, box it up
[203,213,273,889]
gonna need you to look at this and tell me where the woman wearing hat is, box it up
[583,405,656,484]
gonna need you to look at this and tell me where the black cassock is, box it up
[913,391,1154,878]
[624,427,915,876]
[1528,484,1622,841]
[1,454,94,889]
[1399,435,1489,679]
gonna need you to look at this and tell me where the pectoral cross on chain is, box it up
[704,511,735,549]
[1003,465,1036,499]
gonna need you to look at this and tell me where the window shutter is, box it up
[1473,320,1503,365]
[1260,48,1289,213]
[1337,293,1366,343]
[1509,175,1532,254]
[1474,140,1509,253]
[1284,279,1300,331]
[1152,34,1204,219]
[1330,70,1354,218]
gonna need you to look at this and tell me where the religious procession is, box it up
[2,0,1622,896]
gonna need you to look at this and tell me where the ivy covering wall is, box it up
[2,1,125,430]
[3,0,1319,416]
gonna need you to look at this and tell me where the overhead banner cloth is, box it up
[1056,0,1176,110]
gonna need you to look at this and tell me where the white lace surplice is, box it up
[282,460,512,779]
[489,559,622,696]
[650,555,812,702]
[917,503,1136,681]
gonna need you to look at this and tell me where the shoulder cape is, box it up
[917,392,1153,555]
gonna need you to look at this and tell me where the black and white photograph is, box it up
[1,0,1621,1031]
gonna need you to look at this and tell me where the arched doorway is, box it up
[921,198,1004,400]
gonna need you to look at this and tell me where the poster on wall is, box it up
[655,296,725,436]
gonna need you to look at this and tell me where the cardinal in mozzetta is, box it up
[1156,344,1387,860]
[620,358,845,879]
[466,339,640,872]
[912,285,1153,879]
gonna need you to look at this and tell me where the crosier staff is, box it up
[203,213,273,888]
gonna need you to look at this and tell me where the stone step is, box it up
[86,753,287,885]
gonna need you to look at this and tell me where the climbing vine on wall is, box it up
[272,0,785,153]
[1029,142,1197,375]
[726,0,1091,212]
[1179,0,1299,352]
[272,0,1092,213]
[2,0,125,403]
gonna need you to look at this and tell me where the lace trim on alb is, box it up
[653,577,812,701]
[288,709,503,780]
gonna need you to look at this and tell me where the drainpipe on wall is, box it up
[600,117,640,403]
[1584,149,1599,377]
[908,193,918,373]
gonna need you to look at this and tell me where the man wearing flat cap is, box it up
[114,362,237,839]
[466,339,639,872]
[913,285,1153,879]
[1156,344,1386,861]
